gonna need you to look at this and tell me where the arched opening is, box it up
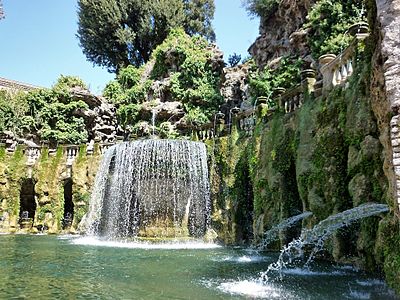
[63,178,74,229]
[19,178,36,226]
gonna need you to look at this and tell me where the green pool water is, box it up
[0,235,397,299]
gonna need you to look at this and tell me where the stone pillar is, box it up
[319,54,337,93]
[301,69,317,93]
[391,116,400,209]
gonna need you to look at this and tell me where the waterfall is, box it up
[81,140,211,239]
[261,203,389,281]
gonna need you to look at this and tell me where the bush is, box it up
[103,28,223,132]
[304,0,365,58]
[243,0,279,19]
[1,76,90,144]
[249,56,302,103]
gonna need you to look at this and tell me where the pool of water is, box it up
[0,235,397,299]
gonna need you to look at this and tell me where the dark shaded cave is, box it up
[19,178,36,221]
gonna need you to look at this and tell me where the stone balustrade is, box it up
[65,145,79,166]
[198,129,214,141]
[236,109,255,136]
[25,147,41,166]
[98,142,115,154]
[239,116,256,136]
[278,84,304,113]
[319,39,359,94]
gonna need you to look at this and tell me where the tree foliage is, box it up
[103,29,223,129]
[77,0,215,72]
[242,0,279,19]
[0,0,4,19]
[0,76,90,144]
[249,56,302,103]
[228,53,242,67]
[303,0,365,58]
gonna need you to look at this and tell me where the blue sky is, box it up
[0,0,259,94]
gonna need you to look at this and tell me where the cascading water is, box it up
[256,212,313,250]
[261,203,389,280]
[80,140,211,239]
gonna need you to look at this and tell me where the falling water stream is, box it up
[262,203,390,280]
[81,140,210,239]
[256,211,313,250]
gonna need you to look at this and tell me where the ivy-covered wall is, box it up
[0,145,101,234]
[210,42,400,292]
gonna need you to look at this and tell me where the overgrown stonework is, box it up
[371,0,400,293]
[212,48,391,271]
[0,145,101,233]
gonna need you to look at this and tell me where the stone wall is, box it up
[0,144,102,234]
[374,0,400,214]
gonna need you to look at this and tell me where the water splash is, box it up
[256,212,313,250]
[261,203,389,281]
[80,140,210,239]
[70,236,220,250]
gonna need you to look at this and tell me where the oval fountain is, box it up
[80,139,211,240]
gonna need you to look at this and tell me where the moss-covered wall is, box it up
[211,41,400,293]
[0,145,101,234]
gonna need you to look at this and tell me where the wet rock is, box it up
[348,173,371,206]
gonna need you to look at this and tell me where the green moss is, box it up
[375,217,400,293]
[0,146,5,159]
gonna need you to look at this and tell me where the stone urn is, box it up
[348,22,369,37]
[318,54,336,67]
[273,87,286,97]
[216,111,225,121]
[300,69,317,80]
[257,96,268,105]
[231,107,240,114]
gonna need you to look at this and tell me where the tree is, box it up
[77,0,215,73]
[228,53,242,67]
[183,0,215,41]
[242,0,279,19]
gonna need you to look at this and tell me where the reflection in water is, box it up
[0,235,397,299]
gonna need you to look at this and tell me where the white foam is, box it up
[237,255,252,262]
[212,255,266,263]
[70,236,222,249]
[348,290,371,299]
[57,234,78,240]
[355,279,385,287]
[217,280,291,299]
[281,267,346,276]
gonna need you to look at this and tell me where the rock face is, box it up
[70,87,118,142]
[132,43,225,136]
[220,64,252,111]
[249,0,315,68]
[374,0,400,214]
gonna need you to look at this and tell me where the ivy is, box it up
[249,56,302,104]
[1,76,91,144]
[303,0,366,59]
[103,28,223,131]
